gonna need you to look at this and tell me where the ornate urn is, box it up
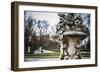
[56,13,87,60]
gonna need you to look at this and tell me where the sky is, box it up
[24,11,90,36]
[25,11,60,35]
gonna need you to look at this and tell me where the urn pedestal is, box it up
[63,31,86,59]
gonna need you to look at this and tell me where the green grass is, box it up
[25,52,60,59]
[25,50,90,59]
[80,53,90,57]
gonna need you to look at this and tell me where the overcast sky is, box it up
[25,11,90,36]
[25,11,60,35]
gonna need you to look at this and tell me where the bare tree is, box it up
[37,19,49,47]
[24,14,38,54]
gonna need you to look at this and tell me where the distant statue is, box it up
[39,46,43,53]
[28,36,32,53]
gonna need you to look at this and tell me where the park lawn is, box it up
[80,52,90,57]
[25,52,60,59]
[25,50,90,59]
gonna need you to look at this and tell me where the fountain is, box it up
[56,13,87,60]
